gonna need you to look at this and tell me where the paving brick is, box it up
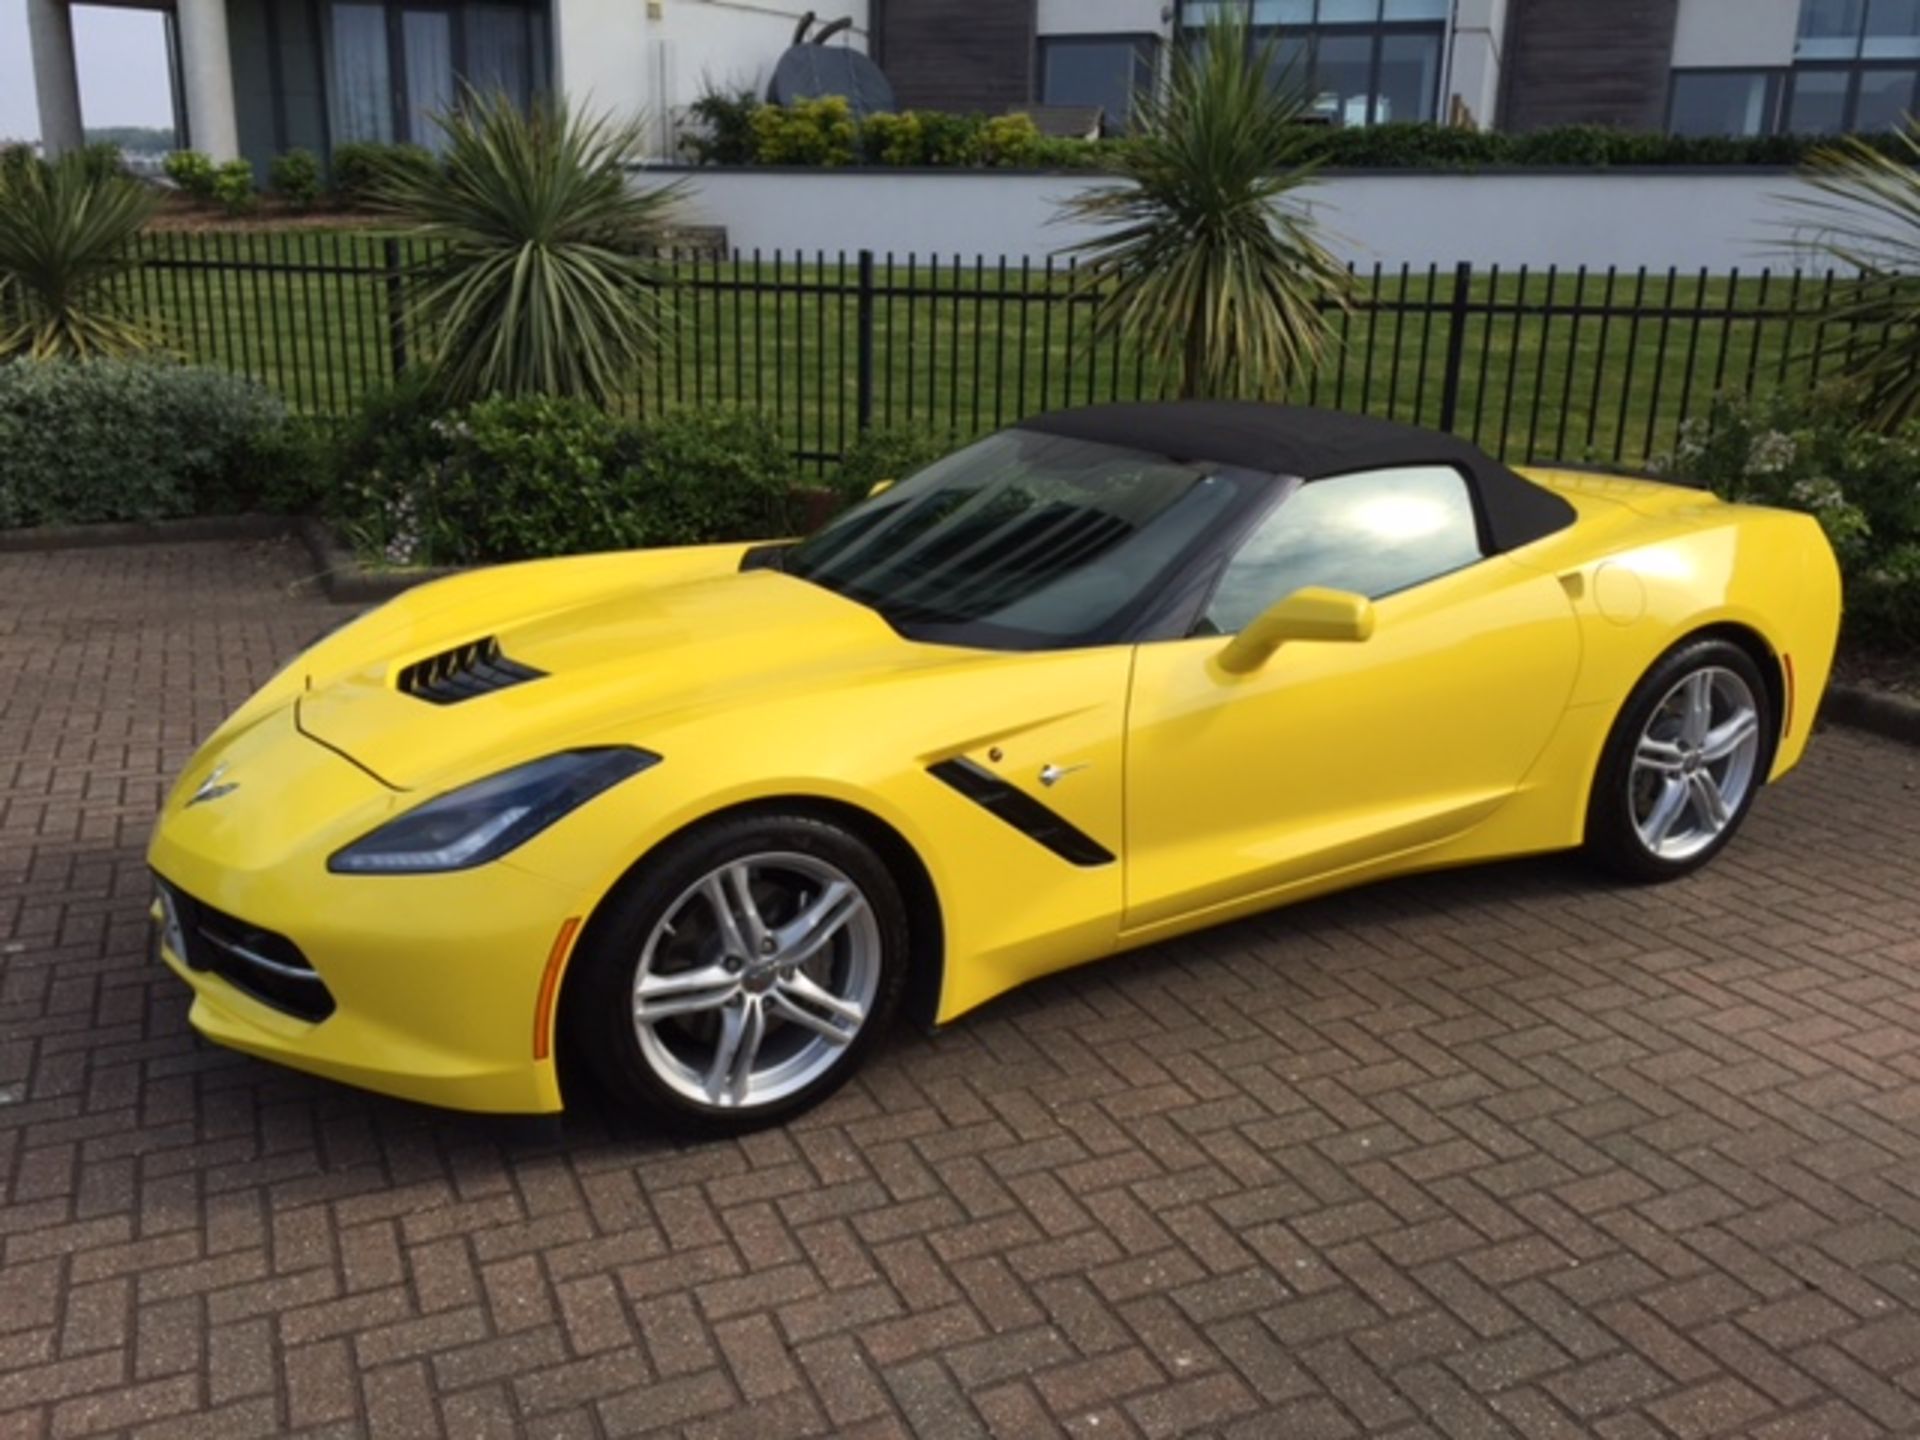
[3,538,1920,1438]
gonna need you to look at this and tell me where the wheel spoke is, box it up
[722,863,770,950]
[634,964,737,1023]
[1642,776,1691,848]
[780,968,866,1027]
[767,989,855,1045]
[772,881,868,969]
[1681,672,1714,746]
[1634,735,1686,775]
[1700,709,1758,763]
[1689,772,1731,831]
[705,999,765,1104]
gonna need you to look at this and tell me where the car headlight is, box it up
[328,748,659,874]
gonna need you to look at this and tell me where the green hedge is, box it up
[327,388,800,565]
[681,96,1913,171]
[0,359,310,529]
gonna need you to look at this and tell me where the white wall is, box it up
[555,0,871,157]
[1446,0,1510,129]
[654,166,1840,273]
[1036,0,1169,37]
[1671,0,1799,68]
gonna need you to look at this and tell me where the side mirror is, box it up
[1215,587,1375,675]
[867,478,896,499]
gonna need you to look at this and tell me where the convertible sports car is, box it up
[149,404,1841,1130]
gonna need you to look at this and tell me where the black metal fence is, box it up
[121,230,1871,474]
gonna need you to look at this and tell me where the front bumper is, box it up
[148,708,596,1114]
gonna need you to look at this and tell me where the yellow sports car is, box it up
[149,404,1842,1131]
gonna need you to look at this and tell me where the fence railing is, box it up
[119,231,1874,474]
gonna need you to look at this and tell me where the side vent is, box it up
[928,758,1115,867]
[396,637,545,705]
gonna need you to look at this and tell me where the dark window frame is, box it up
[1786,58,1920,130]
[1664,66,1788,136]
[1035,32,1162,131]
[318,0,551,153]
[1173,0,1448,126]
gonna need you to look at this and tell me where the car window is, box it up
[1201,465,1484,634]
[782,429,1267,649]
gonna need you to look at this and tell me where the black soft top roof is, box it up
[1019,402,1575,554]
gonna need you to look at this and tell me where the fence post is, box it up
[856,249,876,432]
[383,237,408,380]
[1436,260,1473,435]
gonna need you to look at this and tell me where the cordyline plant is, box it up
[370,91,683,407]
[0,154,158,361]
[1789,119,1920,433]
[1059,14,1354,401]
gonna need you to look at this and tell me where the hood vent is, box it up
[396,637,545,705]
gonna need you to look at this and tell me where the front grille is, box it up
[155,878,336,1022]
[396,636,545,705]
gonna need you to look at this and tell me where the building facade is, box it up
[23,0,1920,172]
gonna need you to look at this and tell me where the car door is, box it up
[1123,463,1582,933]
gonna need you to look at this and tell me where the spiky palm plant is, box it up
[372,92,682,407]
[0,154,158,361]
[1059,15,1353,401]
[1790,121,1920,432]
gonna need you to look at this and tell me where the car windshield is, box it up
[781,430,1268,649]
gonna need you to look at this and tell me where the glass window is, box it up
[1319,0,1380,23]
[1312,33,1375,124]
[1257,30,1313,97]
[1864,0,1920,56]
[1788,67,1852,129]
[1251,0,1316,23]
[1799,0,1866,58]
[468,4,537,107]
[1203,466,1484,633]
[1668,71,1780,136]
[329,3,393,143]
[1041,36,1158,130]
[1377,33,1441,126]
[783,431,1266,649]
[1855,65,1919,124]
[401,8,455,149]
[1382,0,1448,17]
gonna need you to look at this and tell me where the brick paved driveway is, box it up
[4,538,1920,1440]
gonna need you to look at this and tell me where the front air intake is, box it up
[396,637,545,705]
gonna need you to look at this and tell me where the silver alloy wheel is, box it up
[1629,665,1762,863]
[631,851,881,1109]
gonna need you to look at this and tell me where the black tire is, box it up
[567,810,910,1135]
[1585,636,1775,884]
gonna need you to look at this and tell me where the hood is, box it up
[296,567,954,790]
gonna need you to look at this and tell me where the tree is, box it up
[1791,120,1920,432]
[0,153,158,361]
[1058,15,1354,401]
[371,92,683,407]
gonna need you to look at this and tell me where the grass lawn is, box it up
[121,230,1858,475]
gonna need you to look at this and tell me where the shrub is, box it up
[0,360,296,528]
[1657,388,1920,648]
[914,111,985,167]
[76,142,125,182]
[212,159,257,215]
[751,96,859,167]
[616,407,796,546]
[861,111,925,167]
[270,148,323,210]
[681,88,761,166]
[0,143,37,189]
[326,392,795,565]
[977,113,1043,168]
[329,141,437,205]
[164,148,218,201]
[826,424,952,504]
